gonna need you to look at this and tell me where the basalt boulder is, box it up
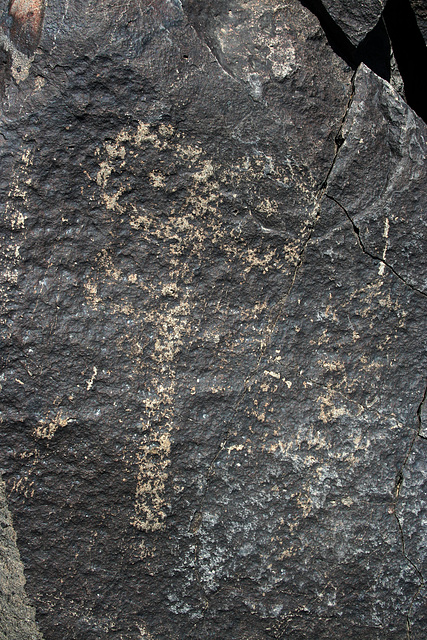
[1,2,426,640]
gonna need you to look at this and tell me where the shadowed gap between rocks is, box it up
[300,0,427,123]
[300,0,391,79]
[383,0,427,123]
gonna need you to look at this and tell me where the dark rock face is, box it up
[327,65,427,295]
[411,0,427,44]
[320,0,385,45]
[0,2,426,640]
[0,477,43,640]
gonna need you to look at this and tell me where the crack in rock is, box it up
[302,0,427,122]
[327,195,427,299]
[391,384,427,639]
[190,71,357,604]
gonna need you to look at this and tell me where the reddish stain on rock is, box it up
[8,0,45,55]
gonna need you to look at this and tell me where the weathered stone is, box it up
[1,2,426,640]
[327,64,427,295]
[0,476,43,640]
[397,433,427,638]
[411,0,427,44]
[320,0,385,45]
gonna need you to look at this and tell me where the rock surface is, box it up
[0,476,42,640]
[0,2,426,640]
[411,0,427,44]
[321,0,385,45]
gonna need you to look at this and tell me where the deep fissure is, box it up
[383,0,427,122]
[300,0,391,79]
[301,0,427,123]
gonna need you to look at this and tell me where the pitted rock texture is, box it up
[411,0,427,44]
[327,65,427,295]
[0,476,43,640]
[1,2,426,640]
[321,0,385,45]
